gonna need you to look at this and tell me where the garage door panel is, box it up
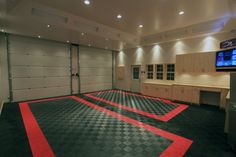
[12,77,70,90]
[80,60,112,68]
[43,67,70,77]
[80,80,112,85]
[10,37,69,57]
[10,54,70,67]
[80,46,112,93]
[80,76,112,84]
[9,35,71,102]
[11,67,70,78]
[9,47,69,57]
[80,68,112,76]
[80,56,112,63]
[12,66,44,78]
[80,52,111,58]
[81,84,112,93]
[13,86,70,102]
[80,51,111,59]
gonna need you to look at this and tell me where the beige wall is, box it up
[115,31,235,90]
[0,33,9,105]
[229,0,236,17]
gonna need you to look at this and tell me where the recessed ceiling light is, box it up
[47,24,50,28]
[38,35,41,38]
[105,46,108,49]
[1,29,5,32]
[138,24,143,28]
[88,44,91,47]
[117,14,122,19]
[179,11,184,15]
[81,32,85,36]
[84,0,90,5]
[67,40,70,43]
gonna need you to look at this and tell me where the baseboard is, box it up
[0,100,4,115]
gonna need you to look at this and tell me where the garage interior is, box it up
[0,0,236,157]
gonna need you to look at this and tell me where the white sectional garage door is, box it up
[79,46,112,93]
[8,35,71,102]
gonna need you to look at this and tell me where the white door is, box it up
[131,65,141,93]
[71,45,79,94]
[79,46,112,93]
[8,35,71,102]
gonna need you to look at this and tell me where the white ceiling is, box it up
[33,0,233,36]
[0,0,236,51]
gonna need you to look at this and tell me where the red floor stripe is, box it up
[86,91,188,122]
[86,94,168,121]
[70,96,193,157]
[19,103,55,157]
[20,95,192,157]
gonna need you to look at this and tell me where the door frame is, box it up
[130,65,141,93]
[70,44,80,95]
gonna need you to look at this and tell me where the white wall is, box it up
[229,0,236,17]
[115,31,235,90]
[0,33,10,106]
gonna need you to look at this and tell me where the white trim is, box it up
[0,101,4,115]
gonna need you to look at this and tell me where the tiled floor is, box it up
[0,90,235,157]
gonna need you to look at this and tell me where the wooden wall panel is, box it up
[117,66,125,80]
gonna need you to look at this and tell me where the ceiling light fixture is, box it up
[84,0,90,5]
[38,35,41,38]
[117,14,122,19]
[1,29,5,32]
[88,44,91,47]
[47,24,50,28]
[81,32,85,36]
[179,11,184,15]
[67,40,70,43]
[138,24,143,28]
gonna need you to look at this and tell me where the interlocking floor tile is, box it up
[28,98,172,157]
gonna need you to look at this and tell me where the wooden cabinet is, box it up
[176,52,216,74]
[142,83,172,100]
[172,85,184,101]
[155,85,172,99]
[142,84,154,97]
[172,85,200,104]
[162,86,172,99]
[142,83,228,107]
[182,86,194,103]
[176,54,195,73]
[194,53,215,73]
[192,87,200,104]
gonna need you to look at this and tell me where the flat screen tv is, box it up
[216,48,236,71]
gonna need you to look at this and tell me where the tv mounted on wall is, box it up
[216,48,236,71]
